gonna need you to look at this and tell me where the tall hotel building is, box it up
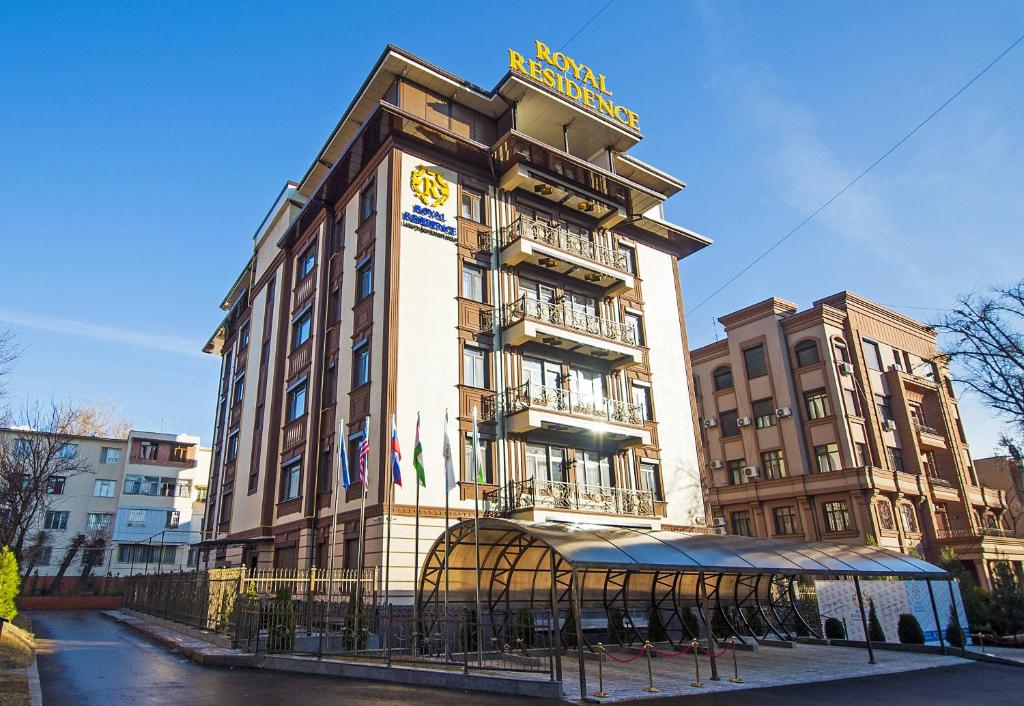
[201,44,711,595]
[691,292,1024,590]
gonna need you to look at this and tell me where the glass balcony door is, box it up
[570,366,604,413]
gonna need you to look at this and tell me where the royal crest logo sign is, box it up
[401,158,458,242]
[409,165,450,208]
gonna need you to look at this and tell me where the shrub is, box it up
[867,599,886,642]
[680,607,700,640]
[266,588,295,652]
[897,613,925,644]
[605,607,626,645]
[0,547,19,620]
[514,607,535,649]
[560,607,577,648]
[946,603,965,647]
[824,617,846,639]
[647,607,667,643]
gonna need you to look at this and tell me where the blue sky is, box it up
[1,1,1021,455]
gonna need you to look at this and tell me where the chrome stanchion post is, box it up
[643,640,659,693]
[690,638,704,688]
[593,642,609,698]
[729,636,743,683]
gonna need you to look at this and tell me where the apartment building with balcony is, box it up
[0,426,209,589]
[975,455,1024,539]
[690,292,1024,590]
[201,43,711,596]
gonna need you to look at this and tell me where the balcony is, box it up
[915,422,947,449]
[485,295,643,370]
[935,527,1015,540]
[491,216,634,294]
[482,381,651,447]
[485,478,656,519]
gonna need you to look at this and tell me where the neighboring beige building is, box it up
[200,43,711,599]
[691,292,1024,590]
[975,455,1024,539]
[0,427,210,589]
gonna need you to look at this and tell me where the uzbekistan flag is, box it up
[413,412,426,488]
[391,416,403,487]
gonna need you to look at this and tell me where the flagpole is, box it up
[412,411,422,657]
[326,418,345,608]
[472,406,483,666]
[443,409,451,662]
[384,413,396,667]
[354,416,369,650]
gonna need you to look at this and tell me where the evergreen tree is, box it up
[680,606,700,640]
[0,547,19,620]
[946,603,965,647]
[605,607,625,645]
[867,598,886,642]
[824,617,846,639]
[937,547,990,632]
[647,607,667,643]
[988,560,1024,636]
[897,613,925,644]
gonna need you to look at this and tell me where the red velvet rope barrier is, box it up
[600,647,647,664]
[600,640,735,663]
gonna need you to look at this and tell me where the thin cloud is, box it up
[0,308,204,358]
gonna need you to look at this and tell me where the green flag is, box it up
[414,412,426,487]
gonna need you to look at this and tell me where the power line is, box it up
[559,0,617,52]
[686,31,1024,317]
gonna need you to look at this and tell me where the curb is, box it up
[27,655,42,706]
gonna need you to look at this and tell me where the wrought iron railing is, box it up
[497,216,630,273]
[482,380,644,427]
[932,527,1013,539]
[915,422,942,436]
[485,477,656,517]
[494,295,638,347]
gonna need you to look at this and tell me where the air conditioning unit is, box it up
[703,418,718,428]
[709,459,724,470]
[694,516,707,526]
[775,407,792,418]
[736,417,753,427]
[711,517,727,528]
[888,364,904,373]
[743,465,760,480]
[882,419,897,432]
[839,362,854,376]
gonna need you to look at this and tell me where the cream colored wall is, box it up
[636,242,704,525]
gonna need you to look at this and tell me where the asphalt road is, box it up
[30,610,551,706]
[30,610,1024,705]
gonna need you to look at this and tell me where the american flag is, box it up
[357,431,370,488]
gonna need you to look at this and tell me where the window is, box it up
[712,366,733,391]
[804,388,832,420]
[176,479,192,498]
[731,511,753,537]
[727,459,746,485]
[117,544,176,565]
[93,479,116,498]
[47,476,66,495]
[124,475,160,495]
[887,446,905,473]
[875,394,893,422]
[855,442,869,466]
[720,410,740,437]
[292,309,313,348]
[862,339,882,371]
[639,461,662,501]
[624,313,645,346]
[463,434,494,484]
[822,500,852,533]
[834,338,850,363]
[633,385,653,421]
[743,344,768,379]
[876,499,895,530]
[359,182,376,222]
[357,260,373,300]
[12,439,31,457]
[196,486,208,502]
[57,443,78,460]
[525,443,566,483]
[159,477,178,497]
[87,513,112,531]
[280,459,302,501]
[353,345,370,387]
[579,450,611,488]
[461,263,485,303]
[900,504,919,533]
[138,441,159,460]
[100,447,120,464]
[44,511,69,530]
[773,506,799,535]
[794,340,820,367]
[166,510,181,529]
[170,445,189,463]
[617,243,636,274]
[227,430,239,461]
[463,346,487,388]
[232,372,245,404]
[239,323,250,349]
[37,547,52,566]
[460,189,483,223]
[753,398,776,428]
[286,380,308,422]
[761,450,786,480]
[842,388,862,416]
[814,443,841,473]
[298,242,316,280]
[127,509,147,527]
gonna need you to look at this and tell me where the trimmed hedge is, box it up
[897,613,925,644]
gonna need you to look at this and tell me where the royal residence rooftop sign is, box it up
[508,40,640,132]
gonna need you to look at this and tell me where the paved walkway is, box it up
[560,642,972,702]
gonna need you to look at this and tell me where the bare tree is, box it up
[998,436,1024,536]
[69,401,132,440]
[47,533,85,595]
[77,529,111,591]
[936,280,1024,432]
[19,530,51,586]
[0,328,20,414]
[0,401,95,562]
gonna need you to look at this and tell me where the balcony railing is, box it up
[915,422,942,436]
[484,295,638,347]
[482,380,644,427]
[497,216,630,274]
[485,477,656,517]
[935,527,1014,540]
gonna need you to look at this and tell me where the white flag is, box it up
[442,410,457,492]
